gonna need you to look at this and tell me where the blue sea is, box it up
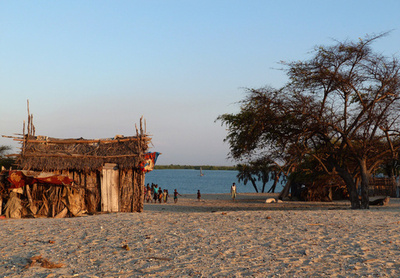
[144,169,284,194]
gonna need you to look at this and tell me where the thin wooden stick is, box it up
[31,114,34,136]
[22,120,26,155]
[27,100,30,136]
[147,256,172,261]
[140,116,143,135]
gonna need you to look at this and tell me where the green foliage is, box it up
[0,145,15,170]
[236,163,259,193]
[0,157,15,170]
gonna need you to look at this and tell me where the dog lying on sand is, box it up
[265,198,283,203]
[369,196,390,206]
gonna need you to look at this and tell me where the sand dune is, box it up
[1,193,400,277]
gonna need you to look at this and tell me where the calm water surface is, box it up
[144,169,283,194]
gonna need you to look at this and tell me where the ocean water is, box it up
[144,169,284,194]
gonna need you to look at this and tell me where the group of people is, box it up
[197,183,237,202]
[145,183,182,204]
[144,182,238,204]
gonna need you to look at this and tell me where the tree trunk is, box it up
[278,179,291,200]
[250,178,259,193]
[268,175,280,193]
[359,158,370,209]
[334,164,360,209]
[261,182,266,193]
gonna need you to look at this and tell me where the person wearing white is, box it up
[231,183,237,201]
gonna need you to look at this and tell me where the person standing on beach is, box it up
[153,184,159,203]
[231,183,237,201]
[163,189,169,203]
[174,189,181,203]
[197,190,201,201]
[145,184,152,203]
[158,187,163,203]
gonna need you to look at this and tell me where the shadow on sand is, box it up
[143,193,353,213]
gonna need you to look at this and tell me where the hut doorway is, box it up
[101,163,120,212]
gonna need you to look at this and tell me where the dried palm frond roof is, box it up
[17,134,151,172]
[3,102,153,172]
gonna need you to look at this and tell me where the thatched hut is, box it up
[1,114,159,218]
[369,177,398,197]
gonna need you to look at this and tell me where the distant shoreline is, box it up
[154,165,237,170]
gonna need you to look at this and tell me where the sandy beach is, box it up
[1,193,400,277]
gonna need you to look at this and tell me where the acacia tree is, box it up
[219,33,400,209]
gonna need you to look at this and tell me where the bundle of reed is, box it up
[31,183,86,217]
[4,191,23,218]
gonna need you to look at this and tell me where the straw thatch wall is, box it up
[19,135,151,172]
[15,134,151,214]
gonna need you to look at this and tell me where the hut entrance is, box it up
[101,163,120,212]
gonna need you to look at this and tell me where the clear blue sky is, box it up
[1,1,399,165]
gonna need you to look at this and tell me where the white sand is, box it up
[1,193,400,277]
